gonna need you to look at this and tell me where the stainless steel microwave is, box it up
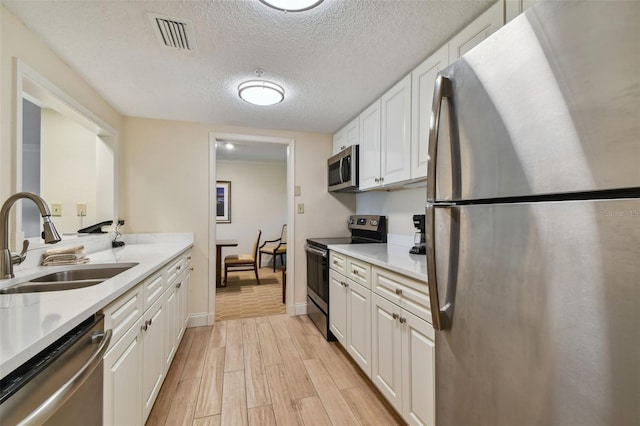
[328,145,359,192]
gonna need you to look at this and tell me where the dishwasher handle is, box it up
[18,329,112,426]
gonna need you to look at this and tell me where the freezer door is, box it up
[430,2,640,201]
[432,199,640,426]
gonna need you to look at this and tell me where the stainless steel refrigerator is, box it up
[426,2,639,425]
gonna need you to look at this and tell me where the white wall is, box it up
[356,186,426,237]
[1,6,123,203]
[120,117,356,318]
[216,161,287,265]
[40,109,98,234]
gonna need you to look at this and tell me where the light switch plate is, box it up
[297,203,304,214]
[294,185,301,196]
[77,203,87,217]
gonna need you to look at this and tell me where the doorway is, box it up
[207,133,295,324]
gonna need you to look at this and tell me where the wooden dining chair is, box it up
[259,224,287,272]
[224,230,261,285]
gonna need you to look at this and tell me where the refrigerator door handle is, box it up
[426,75,452,203]
[426,203,445,330]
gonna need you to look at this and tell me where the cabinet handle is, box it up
[176,282,182,289]
[374,177,380,183]
[190,267,194,271]
[392,312,399,320]
[141,323,148,332]
[146,319,153,327]
[353,270,359,275]
[177,265,182,270]
[187,256,192,260]
[333,260,339,265]
[380,176,384,182]
[395,288,403,296]
[399,316,406,324]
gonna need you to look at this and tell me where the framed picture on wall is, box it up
[216,181,231,223]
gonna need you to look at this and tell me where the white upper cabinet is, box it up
[332,116,360,155]
[332,127,347,155]
[380,74,412,187]
[410,45,450,180]
[359,99,382,190]
[505,0,540,23]
[449,1,504,61]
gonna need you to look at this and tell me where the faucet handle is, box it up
[11,240,29,265]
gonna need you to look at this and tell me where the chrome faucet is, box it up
[1,192,61,279]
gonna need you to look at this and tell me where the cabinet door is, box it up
[381,74,412,186]
[345,116,360,148]
[347,280,371,377]
[371,293,403,413]
[359,99,381,190]
[164,282,177,373]
[411,45,449,179]
[505,0,540,23]
[329,269,348,346]
[448,1,503,61]
[401,309,435,426]
[177,270,189,341]
[142,296,165,422]
[103,317,143,426]
[333,126,347,155]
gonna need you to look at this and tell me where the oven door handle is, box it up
[18,329,112,426]
[305,244,328,258]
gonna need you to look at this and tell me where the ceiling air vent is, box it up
[148,13,197,51]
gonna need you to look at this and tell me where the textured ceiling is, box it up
[3,0,494,134]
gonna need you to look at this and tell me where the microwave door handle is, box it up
[339,157,344,183]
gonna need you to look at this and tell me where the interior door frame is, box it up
[208,132,295,324]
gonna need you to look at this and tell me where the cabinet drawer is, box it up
[372,266,431,323]
[330,251,346,274]
[143,271,165,310]
[165,256,184,287]
[347,257,371,288]
[103,285,144,346]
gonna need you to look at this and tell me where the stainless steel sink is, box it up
[0,263,139,294]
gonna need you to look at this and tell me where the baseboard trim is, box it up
[290,302,307,317]
[187,313,209,328]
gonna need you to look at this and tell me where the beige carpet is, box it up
[215,267,286,321]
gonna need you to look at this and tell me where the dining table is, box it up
[216,239,238,287]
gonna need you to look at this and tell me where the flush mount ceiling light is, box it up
[238,69,285,106]
[259,0,323,12]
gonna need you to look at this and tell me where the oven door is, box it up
[305,243,329,312]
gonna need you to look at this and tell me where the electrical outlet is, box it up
[51,203,62,217]
[77,203,87,217]
[297,203,304,214]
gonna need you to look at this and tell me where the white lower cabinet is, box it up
[102,249,191,425]
[346,279,371,376]
[103,316,143,426]
[371,293,403,411]
[401,309,435,426]
[142,295,165,420]
[329,253,372,377]
[371,293,435,426]
[329,250,435,426]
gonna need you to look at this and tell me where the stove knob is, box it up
[371,220,378,226]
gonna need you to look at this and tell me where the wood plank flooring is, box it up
[146,314,405,426]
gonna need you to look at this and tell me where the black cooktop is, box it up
[307,237,383,249]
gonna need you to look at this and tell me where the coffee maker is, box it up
[409,214,426,254]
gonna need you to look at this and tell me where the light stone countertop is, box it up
[328,243,428,283]
[0,233,194,379]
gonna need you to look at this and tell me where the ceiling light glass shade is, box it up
[238,80,285,106]
[259,0,323,12]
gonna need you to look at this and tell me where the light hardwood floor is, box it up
[146,314,405,426]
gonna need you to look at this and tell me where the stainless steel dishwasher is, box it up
[0,314,111,425]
